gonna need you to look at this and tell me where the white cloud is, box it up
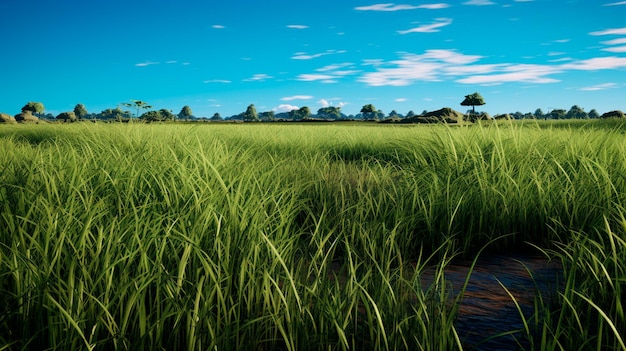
[203,79,231,83]
[273,104,299,113]
[603,1,626,5]
[291,50,345,60]
[287,25,309,29]
[292,52,329,60]
[296,74,338,83]
[135,61,159,67]
[359,50,483,86]
[355,3,420,11]
[418,3,451,9]
[590,27,626,36]
[282,95,314,101]
[297,62,359,83]
[358,47,626,87]
[212,25,225,29]
[602,38,626,45]
[463,0,496,5]
[317,63,354,72]
[318,99,347,108]
[359,50,562,86]
[244,74,273,82]
[355,3,450,11]
[166,60,177,64]
[579,83,619,91]
[603,46,626,53]
[395,98,408,102]
[398,18,453,34]
[548,57,574,62]
[563,56,626,70]
[456,64,561,84]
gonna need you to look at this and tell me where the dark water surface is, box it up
[421,254,564,350]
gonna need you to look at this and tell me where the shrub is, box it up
[600,110,625,119]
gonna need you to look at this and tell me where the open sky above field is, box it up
[1,0,626,117]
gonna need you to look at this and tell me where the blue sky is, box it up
[1,0,625,117]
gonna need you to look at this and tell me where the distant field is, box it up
[1,121,624,350]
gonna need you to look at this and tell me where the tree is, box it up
[549,109,566,120]
[360,104,377,120]
[99,107,131,121]
[317,106,341,119]
[21,102,45,114]
[243,104,258,121]
[388,110,401,118]
[56,111,77,122]
[588,109,600,119]
[121,99,152,118]
[534,108,544,120]
[140,110,163,122]
[460,92,486,114]
[178,105,193,119]
[406,110,416,118]
[298,106,311,120]
[600,110,625,118]
[210,112,222,121]
[159,109,176,121]
[260,111,275,121]
[73,104,88,120]
[566,105,587,119]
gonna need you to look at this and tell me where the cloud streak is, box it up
[291,50,346,60]
[135,61,159,67]
[355,3,450,11]
[398,18,453,34]
[579,83,618,91]
[282,95,314,101]
[463,0,496,5]
[590,27,626,36]
[244,74,273,82]
[358,49,626,87]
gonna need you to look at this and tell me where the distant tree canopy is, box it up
[566,105,587,119]
[601,110,625,119]
[317,106,341,119]
[100,107,131,121]
[57,111,77,122]
[243,104,258,121]
[141,109,176,122]
[298,106,311,119]
[21,102,45,114]
[388,110,402,118]
[211,112,222,120]
[73,104,88,119]
[259,111,275,121]
[588,109,600,119]
[178,105,193,119]
[360,104,377,120]
[460,92,485,114]
[550,109,567,120]
[122,99,152,118]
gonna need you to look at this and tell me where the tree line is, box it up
[2,93,625,124]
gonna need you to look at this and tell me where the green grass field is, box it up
[1,120,624,350]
